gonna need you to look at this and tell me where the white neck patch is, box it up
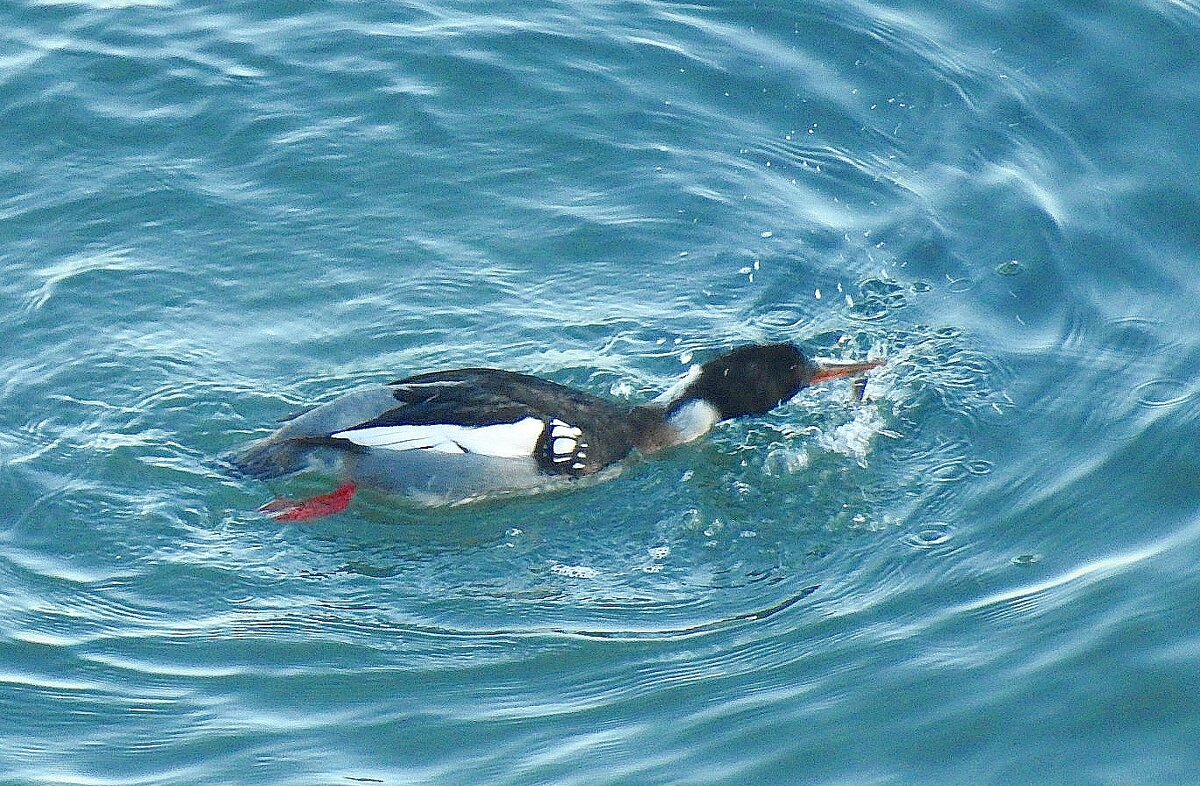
[665,399,720,444]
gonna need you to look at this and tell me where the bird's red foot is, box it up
[261,482,358,523]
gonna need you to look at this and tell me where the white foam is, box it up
[550,564,600,579]
[817,406,885,463]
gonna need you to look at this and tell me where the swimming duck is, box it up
[234,343,881,521]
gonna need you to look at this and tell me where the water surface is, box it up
[3,0,1200,783]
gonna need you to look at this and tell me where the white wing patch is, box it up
[332,416,545,458]
[548,419,589,465]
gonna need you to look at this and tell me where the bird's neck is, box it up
[632,398,722,455]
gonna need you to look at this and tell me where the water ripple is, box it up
[4,0,1200,782]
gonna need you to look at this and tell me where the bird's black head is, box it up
[670,343,813,420]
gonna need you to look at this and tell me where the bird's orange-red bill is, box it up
[809,359,884,385]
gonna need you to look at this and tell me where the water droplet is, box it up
[846,277,909,322]
[968,460,994,476]
[903,522,955,549]
[929,460,970,482]
[763,448,809,476]
[848,301,889,321]
[1135,379,1194,408]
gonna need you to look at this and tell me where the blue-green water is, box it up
[4,0,1200,783]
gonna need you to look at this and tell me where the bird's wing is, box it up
[328,372,549,458]
[329,369,630,475]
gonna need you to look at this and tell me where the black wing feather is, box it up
[353,368,650,475]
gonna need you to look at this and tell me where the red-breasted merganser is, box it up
[234,343,881,521]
